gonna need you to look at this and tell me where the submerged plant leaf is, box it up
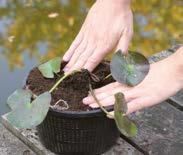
[6,92,51,129]
[7,89,32,110]
[38,57,61,78]
[110,50,149,86]
[114,92,138,137]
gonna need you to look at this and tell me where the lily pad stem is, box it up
[103,74,112,80]
[89,84,114,118]
[49,70,80,93]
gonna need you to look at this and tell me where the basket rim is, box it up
[48,105,114,118]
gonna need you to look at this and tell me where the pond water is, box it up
[0,0,182,116]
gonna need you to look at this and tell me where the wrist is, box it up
[175,46,183,89]
[114,0,131,6]
[170,46,183,89]
[97,0,132,10]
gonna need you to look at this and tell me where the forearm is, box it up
[174,46,183,88]
[168,46,183,89]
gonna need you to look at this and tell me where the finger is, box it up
[116,29,133,54]
[123,85,143,100]
[126,97,152,114]
[84,86,131,105]
[83,92,111,105]
[83,90,133,106]
[64,38,88,72]
[94,82,129,94]
[89,96,115,108]
[94,82,120,93]
[71,43,96,71]
[83,83,132,105]
[63,29,84,62]
[83,46,107,72]
[83,85,121,105]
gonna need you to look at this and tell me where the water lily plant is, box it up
[89,49,150,137]
[5,57,80,129]
[4,49,149,138]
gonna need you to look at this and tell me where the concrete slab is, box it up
[0,123,35,155]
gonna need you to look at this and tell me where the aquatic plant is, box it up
[90,49,149,137]
[5,58,79,128]
[4,50,150,137]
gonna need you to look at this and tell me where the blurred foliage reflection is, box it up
[0,0,182,70]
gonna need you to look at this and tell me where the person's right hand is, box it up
[63,0,133,72]
[83,46,183,114]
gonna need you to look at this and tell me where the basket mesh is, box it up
[37,110,120,155]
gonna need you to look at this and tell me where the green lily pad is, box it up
[114,92,138,137]
[7,89,32,110]
[110,50,150,86]
[38,57,61,78]
[6,92,51,129]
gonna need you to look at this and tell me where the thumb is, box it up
[116,30,133,54]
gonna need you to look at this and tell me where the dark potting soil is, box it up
[25,61,115,111]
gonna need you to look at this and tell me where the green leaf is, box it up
[6,92,51,129]
[49,57,61,73]
[110,50,150,86]
[7,89,32,110]
[38,57,61,78]
[114,92,138,137]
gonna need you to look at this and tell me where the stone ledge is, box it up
[0,123,34,155]
[1,115,142,155]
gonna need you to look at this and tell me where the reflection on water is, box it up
[0,0,182,115]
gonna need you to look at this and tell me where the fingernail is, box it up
[63,56,69,62]
[63,67,69,72]
[83,98,89,104]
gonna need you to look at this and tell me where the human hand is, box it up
[63,0,133,72]
[83,49,183,114]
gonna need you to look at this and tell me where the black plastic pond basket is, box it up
[37,107,120,155]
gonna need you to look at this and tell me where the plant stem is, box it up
[89,84,114,118]
[49,70,80,93]
[103,74,112,80]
